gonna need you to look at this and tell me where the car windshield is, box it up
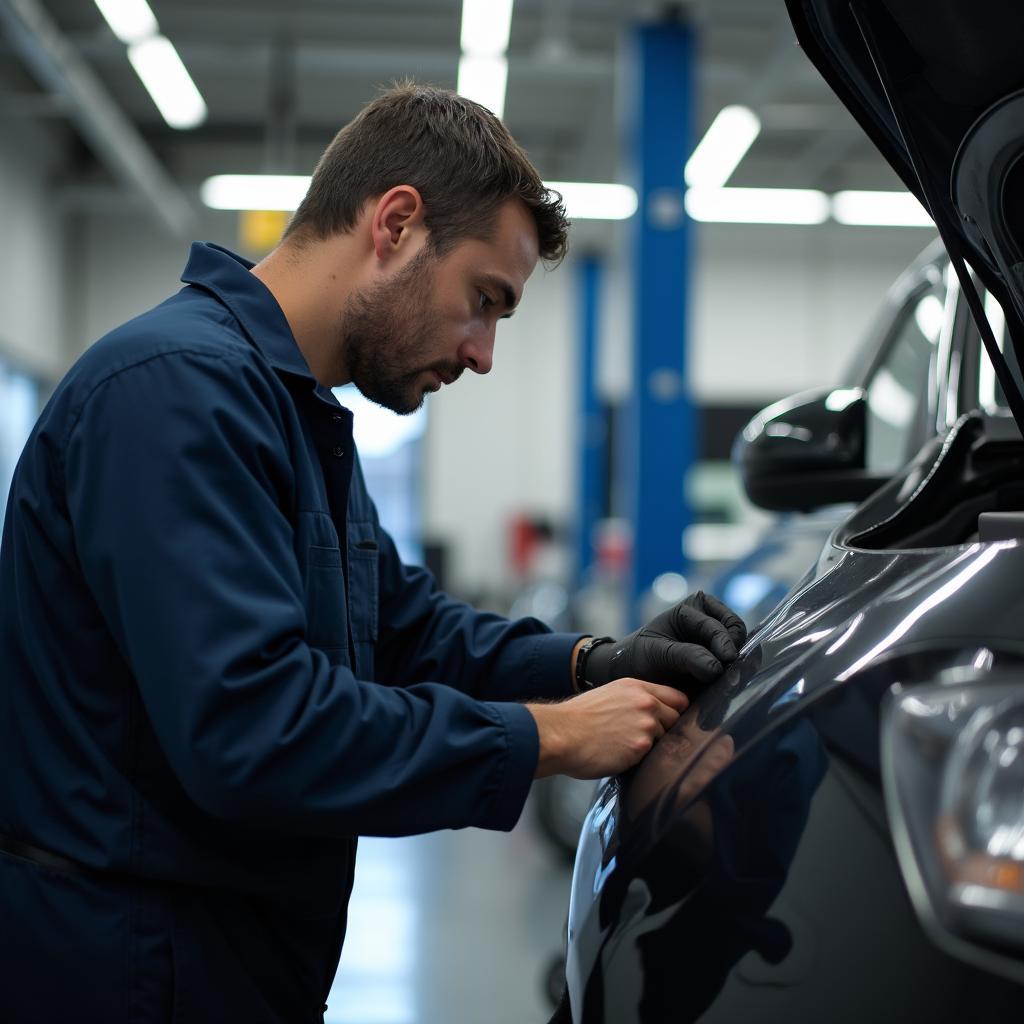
[979,289,1024,414]
[864,281,946,473]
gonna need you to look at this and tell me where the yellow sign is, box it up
[239,209,289,254]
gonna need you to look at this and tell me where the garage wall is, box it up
[69,210,935,597]
[690,222,935,401]
[0,116,70,381]
[423,258,576,598]
[70,207,238,353]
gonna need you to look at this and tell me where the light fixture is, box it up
[684,105,762,189]
[201,175,640,222]
[545,182,638,221]
[685,187,830,225]
[460,0,514,57]
[93,0,158,45]
[456,54,508,119]
[832,190,934,227]
[127,36,207,129]
[456,0,514,118]
[200,174,309,211]
[95,0,206,131]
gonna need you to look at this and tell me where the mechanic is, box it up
[0,83,745,1023]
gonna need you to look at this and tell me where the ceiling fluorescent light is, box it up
[201,175,309,211]
[684,106,761,189]
[201,174,636,222]
[457,54,508,118]
[832,190,934,227]
[127,35,207,129]
[94,0,158,45]
[685,187,829,225]
[546,182,638,221]
[460,0,514,57]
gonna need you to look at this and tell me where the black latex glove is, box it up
[585,591,748,690]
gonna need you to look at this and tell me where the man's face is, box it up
[343,199,540,414]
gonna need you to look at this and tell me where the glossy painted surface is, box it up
[563,419,1024,1021]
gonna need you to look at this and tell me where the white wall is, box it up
[423,258,576,597]
[70,206,239,356]
[0,116,71,380]
[66,208,937,597]
[689,222,935,401]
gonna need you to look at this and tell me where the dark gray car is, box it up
[552,4,1024,1021]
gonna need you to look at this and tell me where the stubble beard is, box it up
[342,249,458,415]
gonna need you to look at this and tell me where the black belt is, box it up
[0,831,95,879]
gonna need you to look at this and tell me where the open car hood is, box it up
[784,0,1024,430]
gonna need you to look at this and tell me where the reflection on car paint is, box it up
[564,531,1024,1022]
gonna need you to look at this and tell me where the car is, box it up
[536,233,947,865]
[549,4,1024,1021]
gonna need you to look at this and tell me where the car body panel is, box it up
[565,536,1024,1021]
[558,8,1024,1012]
[563,403,1024,1019]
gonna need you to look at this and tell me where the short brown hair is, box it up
[284,81,569,264]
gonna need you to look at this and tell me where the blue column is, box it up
[624,17,696,624]
[575,256,606,585]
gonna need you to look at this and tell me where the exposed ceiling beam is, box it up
[0,0,195,236]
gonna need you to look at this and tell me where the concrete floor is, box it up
[326,791,573,1024]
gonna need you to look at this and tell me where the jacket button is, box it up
[332,415,343,424]
[333,445,345,458]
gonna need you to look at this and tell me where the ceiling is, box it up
[0,0,905,228]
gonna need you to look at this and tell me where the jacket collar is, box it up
[181,241,318,383]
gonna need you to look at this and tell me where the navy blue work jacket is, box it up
[0,242,582,1023]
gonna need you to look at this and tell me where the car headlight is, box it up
[882,677,1024,982]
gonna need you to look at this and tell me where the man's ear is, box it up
[370,185,425,261]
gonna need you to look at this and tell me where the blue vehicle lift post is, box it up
[623,15,697,624]
[574,255,607,585]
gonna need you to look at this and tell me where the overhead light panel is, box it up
[460,0,514,57]
[457,0,513,118]
[201,174,638,222]
[832,190,934,227]
[201,174,308,211]
[95,0,206,130]
[128,36,206,129]
[684,106,761,189]
[457,55,508,119]
[94,0,158,44]
[546,182,638,221]
[685,187,829,225]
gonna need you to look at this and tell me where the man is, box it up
[0,84,745,1022]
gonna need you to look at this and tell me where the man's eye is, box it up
[478,291,495,311]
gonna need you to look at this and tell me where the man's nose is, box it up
[459,330,495,375]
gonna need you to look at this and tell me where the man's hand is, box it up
[527,679,689,779]
[584,591,747,691]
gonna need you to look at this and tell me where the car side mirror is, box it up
[733,386,891,512]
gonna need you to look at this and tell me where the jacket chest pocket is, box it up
[347,522,379,680]
[298,510,348,655]
[347,523,379,645]
[305,543,348,653]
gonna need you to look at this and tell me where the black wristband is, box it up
[575,636,616,692]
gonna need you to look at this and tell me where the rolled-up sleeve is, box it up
[62,350,538,836]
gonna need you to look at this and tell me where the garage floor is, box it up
[326,792,572,1024]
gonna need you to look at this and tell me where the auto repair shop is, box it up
[3,1,1024,1023]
